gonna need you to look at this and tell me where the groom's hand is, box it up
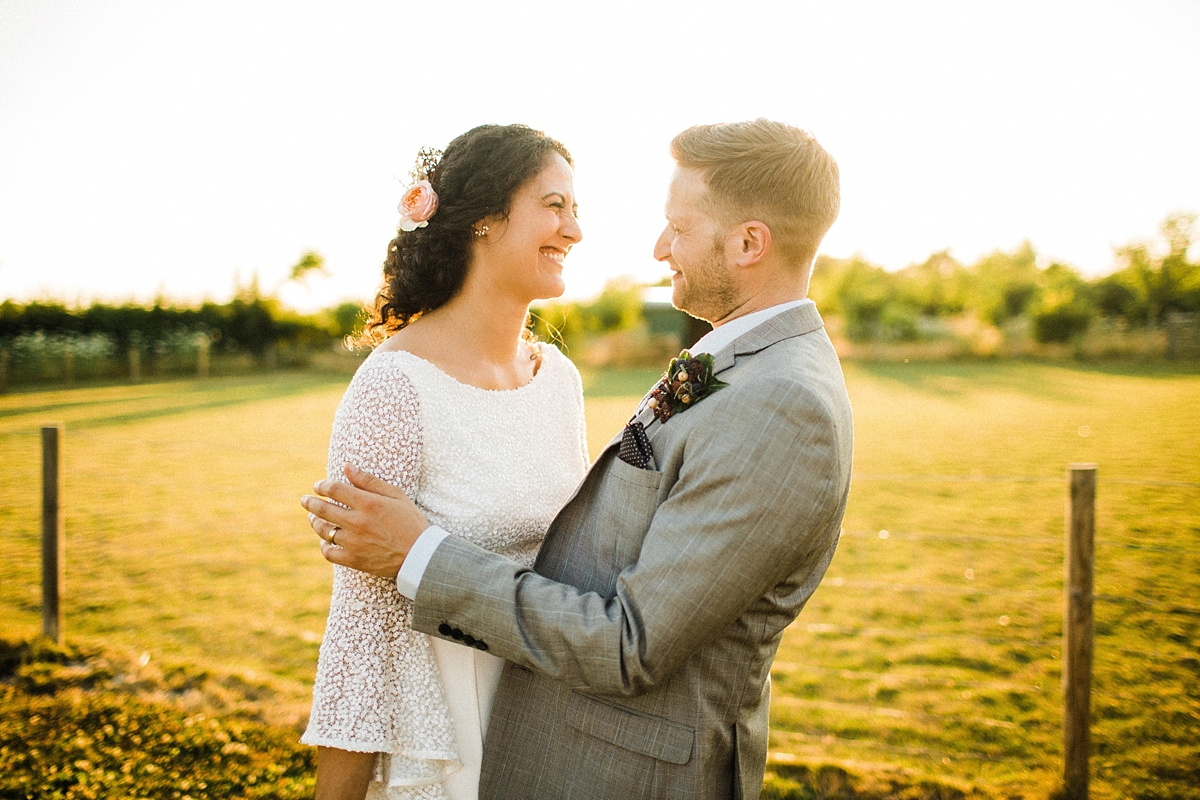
[301,463,431,580]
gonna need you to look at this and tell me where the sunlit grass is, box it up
[0,374,346,706]
[773,361,1200,798]
[1,361,1197,798]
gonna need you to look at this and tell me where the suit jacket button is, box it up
[462,634,476,646]
[474,641,488,652]
[451,627,464,640]
[438,623,452,636]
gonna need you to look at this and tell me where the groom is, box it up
[304,119,853,799]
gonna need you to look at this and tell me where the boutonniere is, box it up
[647,350,729,424]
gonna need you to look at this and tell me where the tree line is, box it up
[0,262,367,385]
[0,293,367,387]
[0,296,361,358]
[808,212,1199,344]
[1,250,361,359]
[1,214,1196,385]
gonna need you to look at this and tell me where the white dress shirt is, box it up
[689,299,811,356]
[395,298,815,599]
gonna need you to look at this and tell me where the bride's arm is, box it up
[314,747,373,800]
[301,359,424,753]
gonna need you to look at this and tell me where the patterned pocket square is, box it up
[617,420,654,469]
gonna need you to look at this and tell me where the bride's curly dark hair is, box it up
[360,124,573,344]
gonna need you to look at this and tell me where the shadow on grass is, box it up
[0,390,175,420]
[0,372,349,429]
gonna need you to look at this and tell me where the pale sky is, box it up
[1,1,1197,312]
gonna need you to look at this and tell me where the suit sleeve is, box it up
[410,376,847,697]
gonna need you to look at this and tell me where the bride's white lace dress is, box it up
[301,345,589,799]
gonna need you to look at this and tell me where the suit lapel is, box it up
[551,304,827,539]
[594,303,827,454]
[643,303,826,443]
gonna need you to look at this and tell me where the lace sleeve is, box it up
[302,358,458,780]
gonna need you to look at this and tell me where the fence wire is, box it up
[770,732,1032,765]
[769,470,1197,779]
[854,473,1200,488]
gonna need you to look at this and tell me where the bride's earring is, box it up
[473,225,489,238]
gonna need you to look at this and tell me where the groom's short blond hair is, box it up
[670,119,840,268]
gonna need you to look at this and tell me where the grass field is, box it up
[1,361,1197,798]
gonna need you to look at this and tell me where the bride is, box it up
[301,124,589,799]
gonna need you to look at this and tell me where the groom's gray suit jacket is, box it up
[411,303,853,799]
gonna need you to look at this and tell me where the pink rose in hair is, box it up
[398,180,438,231]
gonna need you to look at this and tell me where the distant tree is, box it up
[329,302,367,340]
[810,256,931,341]
[585,279,643,333]
[528,303,583,351]
[894,250,967,316]
[1032,305,1092,343]
[824,257,895,341]
[0,301,78,338]
[288,250,328,284]
[965,241,1040,326]
[1110,212,1199,325]
[807,255,846,312]
[223,298,278,357]
[1091,273,1140,319]
[529,277,645,350]
[1031,262,1092,343]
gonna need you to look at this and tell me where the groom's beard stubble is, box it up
[673,235,741,324]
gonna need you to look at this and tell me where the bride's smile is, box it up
[471,151,582,304]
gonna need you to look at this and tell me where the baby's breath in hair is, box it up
[410,146,444,183]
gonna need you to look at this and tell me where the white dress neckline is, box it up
[370,343,548,395]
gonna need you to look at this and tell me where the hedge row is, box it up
[0,299,354,358]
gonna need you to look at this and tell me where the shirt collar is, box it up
[689,299,814,356]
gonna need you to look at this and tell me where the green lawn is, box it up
[1,362,1197,798]
[772,362,1200,799]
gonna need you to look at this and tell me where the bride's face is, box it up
[472,153,582,302]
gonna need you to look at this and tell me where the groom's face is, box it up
[654,167,741,324]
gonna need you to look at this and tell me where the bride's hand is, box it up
[301,464,431,580]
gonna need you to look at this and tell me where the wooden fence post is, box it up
[42,425,65,644]
[1063,463,1097,799]
[0,347,9,393]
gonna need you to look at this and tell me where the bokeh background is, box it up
[2,0,1198,309]
[2,3,1198,799]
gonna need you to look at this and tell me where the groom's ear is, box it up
[732,220,772,267]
